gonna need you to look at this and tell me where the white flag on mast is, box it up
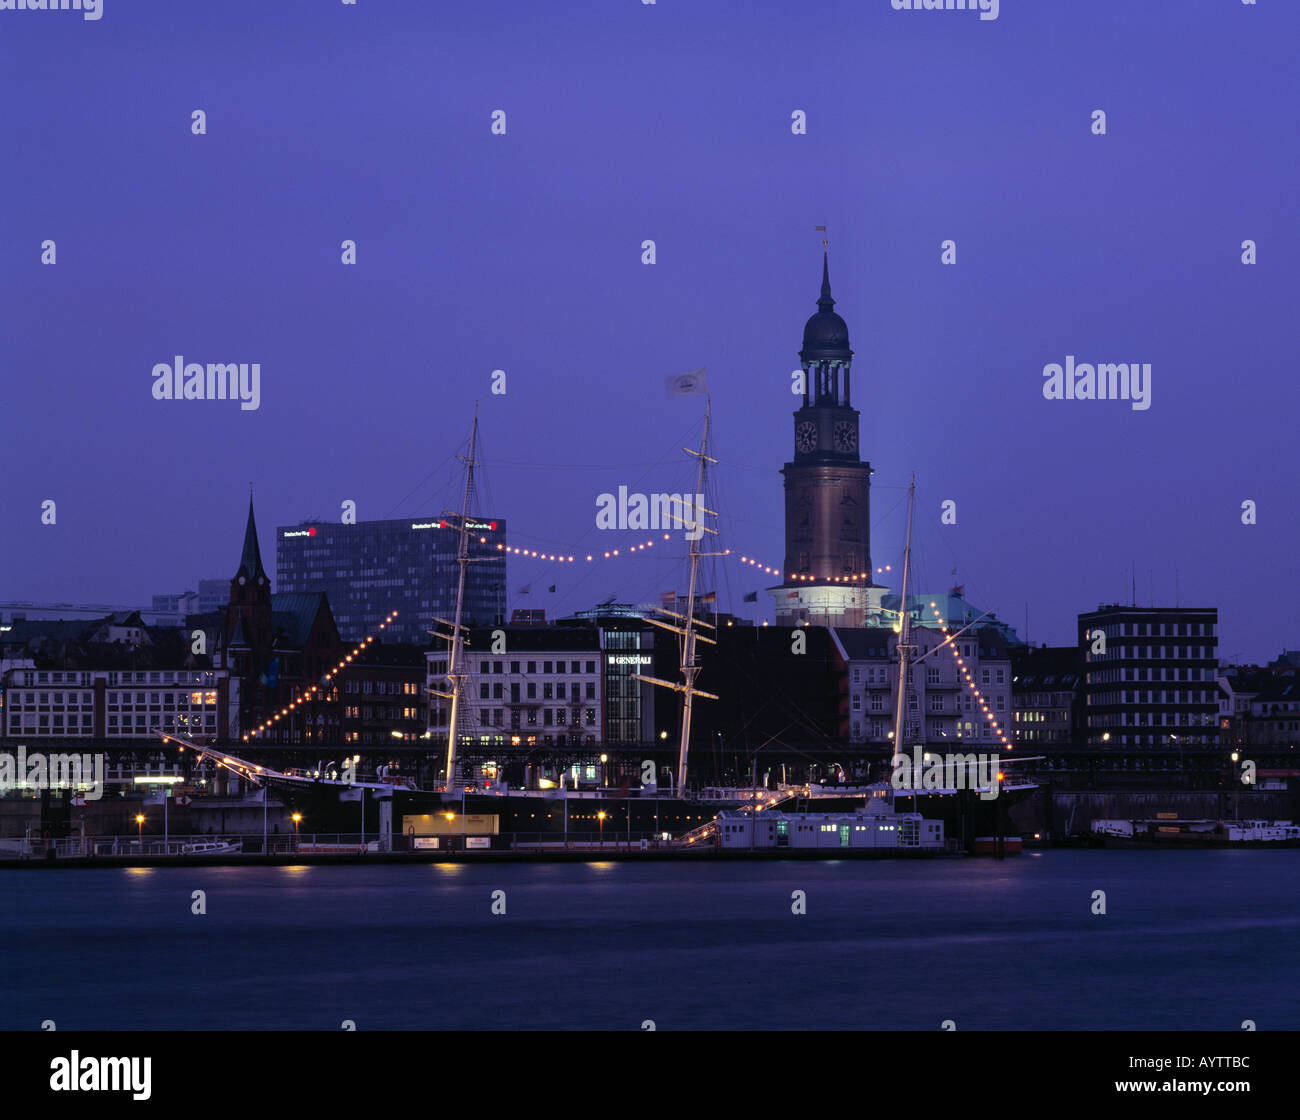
[665,367,708,397]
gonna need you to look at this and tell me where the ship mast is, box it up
[891,474,916,770]
[431,406,479,792]
[677,404,713,797]
[633,401,720,798]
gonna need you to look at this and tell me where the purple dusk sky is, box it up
[2,1,1296,664]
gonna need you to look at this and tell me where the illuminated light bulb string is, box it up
[928,601,1012,751]
[241,611,400,742]
[496,536,895,585]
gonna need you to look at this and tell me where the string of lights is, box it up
[929,601,1012,750]
[496,537,896,584]
[242,610,400,742]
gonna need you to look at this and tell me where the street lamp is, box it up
[597,810,606,844]
[135,813,144,849]
[292,812,302,849]
[600,754,608,788]
[446,810,463,848]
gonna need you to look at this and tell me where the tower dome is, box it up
[799,253,853,363]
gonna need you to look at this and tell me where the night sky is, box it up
[2,0,1295,663]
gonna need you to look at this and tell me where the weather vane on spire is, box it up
[815,224,828,251]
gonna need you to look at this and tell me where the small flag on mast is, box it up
[743,591,758,603]
[665,368,708,397]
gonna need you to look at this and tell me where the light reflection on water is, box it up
[2,850,1297,1031]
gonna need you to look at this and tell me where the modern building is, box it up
[769,253,885,628]
[150,580,228,624]
[1011,645,1082,748]
[276,515,507,643]
[196,579,228,615]
[1077,605,1220,748]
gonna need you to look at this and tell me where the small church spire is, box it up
[818,251,835,311]
[236,495,267,583]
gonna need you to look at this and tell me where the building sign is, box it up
[282,528,316,538]
[466,836,491,849]
[607,654,652,666]
[411,520,498,531]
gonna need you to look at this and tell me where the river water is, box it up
[3,851,1296,1030]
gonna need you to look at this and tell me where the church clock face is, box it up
[795,421,818,453]
[833,420,857,452]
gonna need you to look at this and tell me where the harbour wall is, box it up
[1009,788,1300,838]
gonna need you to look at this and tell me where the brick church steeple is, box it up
[768,252,884,628]
[224,497,272,673]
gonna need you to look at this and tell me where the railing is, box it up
[0,830,695,858]
[506,831,674,851]
[2,833,387,858]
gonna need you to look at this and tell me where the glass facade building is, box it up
[275,516,507,644]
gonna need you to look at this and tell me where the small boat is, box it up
[973,836,1022,855]
[182,840,243,855]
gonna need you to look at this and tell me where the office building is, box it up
[1077,605,1219,748]
[276,515,507,643]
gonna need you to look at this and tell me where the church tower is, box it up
[769,253,883,627]
[223,497,273,682]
